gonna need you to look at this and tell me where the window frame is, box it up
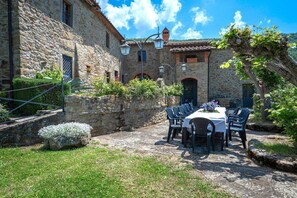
[62,54,73,79]
[106,32,110,48]
[106,71,111,83]
[62,0,73,27]
[137,50,147,62]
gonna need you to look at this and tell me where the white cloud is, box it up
[220,10,245,35]
[159,0,182,23]
[104,4,131,29]
[233,11,245,28]
[190,7,212,25]
[181,28,203,39]
[259,19,271,25]
[97,0,183,36]
[172,21,182,35]
[97,0,131,29]
[130,0,159,33]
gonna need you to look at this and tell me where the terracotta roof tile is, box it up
[125,40,216,52]
[170,45,215,52]
[165,40,212,47]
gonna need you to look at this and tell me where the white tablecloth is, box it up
[182,107,227,137]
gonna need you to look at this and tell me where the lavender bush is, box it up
[38,122,92,150]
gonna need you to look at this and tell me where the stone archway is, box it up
[134,73,151,80]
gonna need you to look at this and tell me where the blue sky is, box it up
[97,0,297,39]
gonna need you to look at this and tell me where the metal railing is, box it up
[0,77,67,124]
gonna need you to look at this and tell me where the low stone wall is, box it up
[0,110,65,147]
[65,95,180,136]
[0,95,179,146]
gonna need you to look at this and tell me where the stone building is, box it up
[122,29,254,107]
[0,0,253,108]
[0,0,123,90]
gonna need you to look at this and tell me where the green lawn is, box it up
[0,146,230,198]
[255,142,297,156]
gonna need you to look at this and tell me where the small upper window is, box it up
[137,50,147,62]
[114,70,119,79]
[106,71,111,83]
[62,0,72,27]
[106,32,110,48]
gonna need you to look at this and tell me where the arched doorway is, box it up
[134,73,151,80]
[181,78,198,106]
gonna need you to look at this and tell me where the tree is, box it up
[216,26,294,120]
[217,26,297,86]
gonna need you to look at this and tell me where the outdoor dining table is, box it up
[181,107,228,148]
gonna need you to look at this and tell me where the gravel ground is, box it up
[92,121,297,198]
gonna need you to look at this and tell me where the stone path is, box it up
[92,121,297,198]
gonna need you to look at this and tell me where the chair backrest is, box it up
[179,105,189,115]
[189,102,198,111]
[172,106,180,117]
[183,103,193,113]
[189,117,215,135]
[165,107,175,125]
[237,108,250,125]
[185,103,192,112]
[226,107,240,117]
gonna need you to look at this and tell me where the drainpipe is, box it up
[8,0,14,91]
[207,50,212,102]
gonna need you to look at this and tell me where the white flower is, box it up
[38,122,92,139]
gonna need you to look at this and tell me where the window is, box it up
[62,0,72,27]
[106,32,110,48]
[184,52,205,63]
[137,50,146,62]
[196,52,205,62]
[121,74,125,83]
[106,71,111,83]
[62,55,72,79]
[114,70,119,80]
[185,54,197,63]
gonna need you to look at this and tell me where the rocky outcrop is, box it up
[246,122,283,133]
[44,134,91,150]
[248,139,297,173]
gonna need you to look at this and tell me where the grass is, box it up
[0,146,230,198]
[255,142,297,156]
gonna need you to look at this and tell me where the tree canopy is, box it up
[216,26,297,86]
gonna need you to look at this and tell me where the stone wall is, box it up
[176,61,209,105]
[122,45,208,105]
[64,95,179,136]
[0,95,179,147]
[209,49,251,107]
[122,43,161,82]
[18,0,121,82]
[0,0,122,88]
[0,110,65,147]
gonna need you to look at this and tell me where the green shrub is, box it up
[163,83,183,96]
[269,85,297,143]
[0,104,9,123]
[127,79,162,99]
[13,78,71,115]
[36,67,63,80]
[93,79,128,97]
